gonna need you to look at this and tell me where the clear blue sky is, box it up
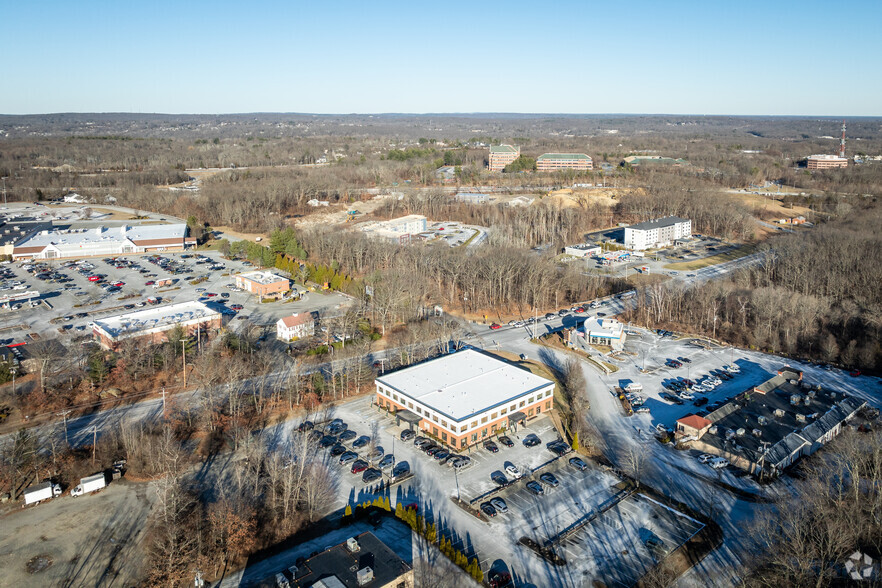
[3,0,880,115]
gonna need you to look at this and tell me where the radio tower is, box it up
[839,120,846,158]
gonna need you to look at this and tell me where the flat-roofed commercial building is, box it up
[359,215,428,245]
[683,368,866,476]
[575,316,627,351]
[624,216,691,250]
[375,349,555,449]
[289,531,413,588]
[12,224,196,260]
[536,153,593,171]
[564,243,601,258]
[90,301,222,350]
[488,144,520,172]
[807,154,848,169]
[235,270,290,298]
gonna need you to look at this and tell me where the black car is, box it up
[539,472,560,487]
[413,436,429,447]
[660,392,684,405]
[526,481,545,496]
[491,472,508,486]
[483,440,499,453]
[319,435,337,448]
[425,445,441,456]
[523,434,541,447]
[677,356,692,363]
[339,451,358,464]
[330,444,347,456]
[693,397,709,407]
[339,430,357,442]
[433,450,450,461]
[392,462,410,477]
[400,429,416,442]
[352,436,370,449]
[480,502,497,517]
[569,457,588,471]
[298,420,315,432]
[498,436,514,448]
[362,468,382,483]
[547,441,570,456]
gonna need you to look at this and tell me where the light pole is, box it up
[1,176,7,207]
[58,409,72,446]
[11,366,16,395]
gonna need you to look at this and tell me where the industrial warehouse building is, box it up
[488,144,520,171]
[90,301,223,350]
[359,215,427,245]
[235,271,290,299]
[677,367,866,476]
[536,153,593,171]
[12,224,196,260]
[624,216,692,250]
[375,349,555,449]
[807,154,848,169]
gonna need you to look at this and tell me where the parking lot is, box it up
[279,396,706,587]
[0,250,350,346]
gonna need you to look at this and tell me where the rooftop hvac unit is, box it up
[796,414,806,423]
[725,429,735,440]
[708,425,718,435]
[356,567,374,586]
[346,537,360,553]
[736,428,746,437]
[758,416,768,425]
[789,379,798,385]
[790,395,803,405]
[752,429,762,437]
[774,408,785,418]
[809,413,820,420]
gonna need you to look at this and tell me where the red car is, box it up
[490,323,501,330]
[88,275,100,282]
[205,292,217,297]
[574,307,585,313]
[113,281,124,287]
[145,281,155,286]
[230,304,243,311]
[350,460,368,474]
[850,370,862,377]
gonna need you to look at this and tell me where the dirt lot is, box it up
[0,480,154,587]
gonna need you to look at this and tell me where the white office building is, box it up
[624,216,691,250]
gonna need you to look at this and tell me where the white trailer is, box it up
[624,382,643,393]
[72,473,106,497]
[23,481,62,505]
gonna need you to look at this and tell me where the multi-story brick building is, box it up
[488,144,520,171]
[807,154,848,169]
[536,153,593,171]
[375,349,555,450]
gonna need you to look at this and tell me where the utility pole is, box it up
[91,426,98,466]
[1,176,7,207]
[58,409,72,446]
[161,387,166,413]
[181,339,187,388]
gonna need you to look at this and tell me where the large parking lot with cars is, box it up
[271,393,707,587]
[0,250,350,347]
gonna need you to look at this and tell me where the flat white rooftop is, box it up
[17,223,188,248]
[237,270,288,285]
[92,300,220,339]
[376,349,554,421]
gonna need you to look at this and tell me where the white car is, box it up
[678,392,694,401]
[698,454,715,463]
[710,457,730,469]
[504,464,521,478]
[12,284,27,290]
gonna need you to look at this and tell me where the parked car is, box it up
[548,441,570,456]
[392,462,410,477]
[351,460,369,474]
[710,457,730,469]
[433,450,450,461]
[339,430,357,442]
[352,436,370,449]
[504,464,521,478]
[698,454,715,464]
[539,472,560,487]
[491,472,508,486]
[523,434,541,447]
[483,440,499,453]
[526,481,544,496]
[339,452,358,465]
[569,457,588,471]
[400,429,416,442]
[490,498,508,513]
[451,456,471,468]
[480,502,497,517]
[497,436,514,448]
[297,420,314,432]
[378,454,395,470]
[489,323,501,330]
[319,435,337,448]
[362,468,382,483]
[330,444,346,456]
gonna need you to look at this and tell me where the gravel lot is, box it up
[0,480,154,588]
